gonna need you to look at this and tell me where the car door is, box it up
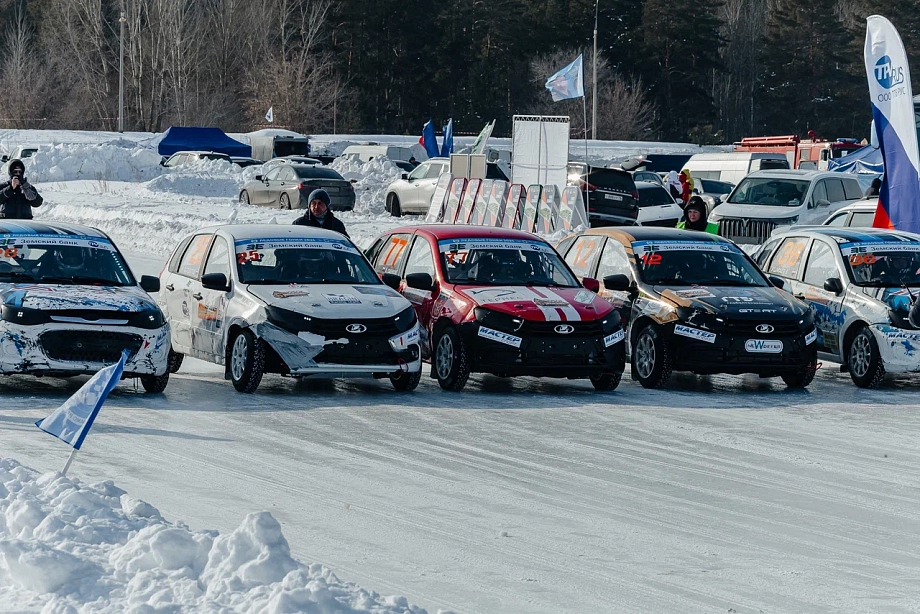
[167,233,213,353]
[764,235,810,300]
[191,235,232,359]
[414,162,447,214]
[251,167,280,206]
[562,235,605,282]
[595,238,635,326]
[799,239,846,356]
[372,233,412,277]
[263,166,288,207]
[276,166,300,208]
[401,162,430,212]
[400,234,438,357]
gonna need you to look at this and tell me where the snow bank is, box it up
[0,457,436,613]
[24,143,165,183]
[330,156,403,215]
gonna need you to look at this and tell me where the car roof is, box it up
[172,150,230,156]
[578,226,735,245]
[197,224,352,242]
[744,169,852,180]
[775,226,920,243]
[385,225,549,242]
[635,181,665,189]
[835,199,878,212]
[0,220,109,238]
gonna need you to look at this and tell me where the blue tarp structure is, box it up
[157,127,251,157]
[828,145,883,174]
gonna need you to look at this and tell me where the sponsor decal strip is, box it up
[631,240,739,254]
[0,234,115,251]
[673,324,717,344]
[805,329,817,345]
[604,329,625,347]
[478,326,522,348]
[840,241,920,255]
[437,238,553,254]
[234,237,358,254]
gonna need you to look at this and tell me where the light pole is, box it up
[118,8,126,133]
[592,0,598,140]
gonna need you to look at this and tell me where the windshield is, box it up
[637,185,675,207]
[235,237,380,285]
[840,241,920,286]
[699,179,733,194]
[728,178,810,206]
[438,238,579,287]
[631,240,767,286]
[0,234,134,286]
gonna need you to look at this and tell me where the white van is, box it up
[683,152,789,184]
[341,144,415,164]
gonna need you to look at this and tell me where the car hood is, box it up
[654,285,806,318]
[247,283,409,318]
[0,283,157,312]
[712,203,803,220]
[454,285,612,321]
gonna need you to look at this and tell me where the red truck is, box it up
[733,132,863,171]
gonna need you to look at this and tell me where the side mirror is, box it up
[824,277,843,295]
[582,277,600,293]
[768,275,785,290]
[255,174,263,181]
[405,272,435,292]
[401,172,408,180]
[381,272,402,291]
[602,274,632,292]
[816,199,831,208]
[159,156,167,166]
[1,155,8,163]
[201,272,230,292]
[139,275,160,293]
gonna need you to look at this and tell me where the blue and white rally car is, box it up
[755,227,920,387]
[0,222,170,391]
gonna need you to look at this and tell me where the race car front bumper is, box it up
[871,325,920,373]
[0,322,170,376]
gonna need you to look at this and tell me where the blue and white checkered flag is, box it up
[545,54,585,102]
[36,350,129,450]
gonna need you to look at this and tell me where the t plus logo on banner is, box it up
[874,55,905,89]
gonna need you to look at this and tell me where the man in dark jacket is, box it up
[0,159,42,219]
[292,189,348,237]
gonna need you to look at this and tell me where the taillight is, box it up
[298,182,306,190]
[345,184,355,192]
[631,190,639,200]
[585,182,598,192]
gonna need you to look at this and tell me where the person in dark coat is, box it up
[292,189,348,237]
[677,196,716,233]
[0,159,42,219]
[865,177,882,198]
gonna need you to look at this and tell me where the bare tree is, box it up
[0,4,48,128]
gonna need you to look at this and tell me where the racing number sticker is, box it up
[237,250,262,264]
[380,236,409,271]
[568,237,600,276]
[0,247,19,258]
[849,253,877,266]
[640,252,662,266]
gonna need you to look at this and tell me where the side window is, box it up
[178,234,212,279]
[843,179,863,200]
[403,236,435,278]
[596,240,632,280]
[766,237,809,280]
[374,233,411,274]
[408,163,429,181]
[825,212,848,227]
[203,237,232,279]
[278,167,296,181]
[825,179,846,202]
[755,237,782,268]
[812,180,828,203]
[425,163,443,179]
[556,236,577,257]
[168,236,193,273]
[849,211,876,227]
[365,237,386,265]
[264,167,281,181]
[803,240,839,286]
[563,236,604,278]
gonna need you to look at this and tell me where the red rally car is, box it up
[365,225,626,391]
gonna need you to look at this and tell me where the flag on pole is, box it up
[864,16,920,232]
[36,350,129,450]
[545,55,585,102]
[265,107,274,123]
[471,120,495,155]
[419,119,440,158]
[440,118,454,157]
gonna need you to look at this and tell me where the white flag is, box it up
[471,120,495,155]
[265,106,274,123]
[35,350,128,450]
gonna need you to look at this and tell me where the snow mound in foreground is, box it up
[24,143,165,183]
[0,458,435,613]
[330,156,403,215]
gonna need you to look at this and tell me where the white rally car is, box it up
[159,225,422,393]
[0,221,170,391]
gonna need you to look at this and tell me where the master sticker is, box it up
[324,293,361,305]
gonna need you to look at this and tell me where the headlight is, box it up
[393,306,417,333]
[797,310,815,329]
[599,311,621,333]
[474,307,524,332]
[676,306,720,331]
[266,305,312,332]
[127,309,166,329]
[0,304,45,325]
[776,216,799,227]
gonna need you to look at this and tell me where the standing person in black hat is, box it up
[0,159,42,219]
[292,189,348,237]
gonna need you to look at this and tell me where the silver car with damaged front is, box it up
[754,227,920,387]
[159,225,422,393]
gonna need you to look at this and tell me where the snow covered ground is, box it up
[0,130,918,613]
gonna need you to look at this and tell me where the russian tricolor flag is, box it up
[865,16,920,232]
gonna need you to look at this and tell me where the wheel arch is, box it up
[841,319,869,364]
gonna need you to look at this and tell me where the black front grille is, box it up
[721,319,802,336]
[40,330,143,363]
[717,218,794,244]
[642,218,679,228]
[520,320,604,337]
[309,317,401,337]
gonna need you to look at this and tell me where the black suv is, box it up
[567,162,639,227]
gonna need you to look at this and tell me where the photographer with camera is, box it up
[0,159,42,219]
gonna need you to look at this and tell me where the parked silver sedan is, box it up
[239,164,355,211]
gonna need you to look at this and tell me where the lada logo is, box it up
[345,323,367,333]
[755,324,774,334]
[554,324,574,334]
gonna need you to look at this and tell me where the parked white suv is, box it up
[708,170,863,244]
[385,157,451,216]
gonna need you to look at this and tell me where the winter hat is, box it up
[685,196,708,217]
[307,189,330,207]
[8,159,24,176]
